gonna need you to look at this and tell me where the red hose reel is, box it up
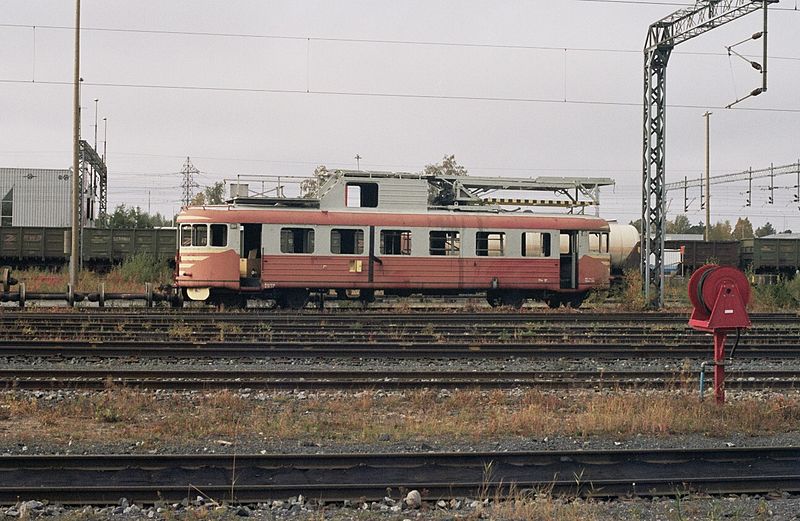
[687,265,752,404]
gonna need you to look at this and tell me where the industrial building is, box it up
[0,166,97,228]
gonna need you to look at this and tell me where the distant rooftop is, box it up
[665,234,704,242]
[762,233,800,239]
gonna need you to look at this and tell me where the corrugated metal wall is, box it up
[0,168,73,227]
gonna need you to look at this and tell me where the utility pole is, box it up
[102,117,107,162]
[355,154,362,171]
[180,157,200,208]
[69,0,81,293]
[704,111,711,241]
[93,98,99,150]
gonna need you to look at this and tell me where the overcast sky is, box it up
[2,1,799,230]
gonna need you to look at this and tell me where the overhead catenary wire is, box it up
[2,78,800,114]
[1,22,799,61]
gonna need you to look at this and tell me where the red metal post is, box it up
[713,331,727,404]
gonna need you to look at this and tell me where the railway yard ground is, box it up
[0,309,799,520]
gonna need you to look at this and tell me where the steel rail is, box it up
[0,448,798,504]
[1,368,799,390]
[1,340,799,359]
[0,311,796,323]
[1,331,797,343]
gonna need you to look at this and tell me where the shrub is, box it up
[115,253,171,284]
[619,269,647,310]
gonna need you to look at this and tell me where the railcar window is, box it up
[476,232,505,257]
[193,224,208,247]
[589,232,609,253]
[560,233,572,255]
[210,224,228,247]
[429,231,460,256]
[380,230,412,255]
[522,232,551,257]
[331,229,364,254]
[180,225,192,247]
[280,228,315,253]
[345,182,379,208]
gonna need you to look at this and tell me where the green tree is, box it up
[190,182,226,206]
[423,154,468,177]
[424,155,469,205]
[300,165,331,198]
[96,204,171,229]
[707,220,732,240]
[687,222,705,235]
[732,217,754,240]
[755,222,776,237]
[667,214,693,234]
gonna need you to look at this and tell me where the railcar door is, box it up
[559,231,578,289]
[240,223,262,287]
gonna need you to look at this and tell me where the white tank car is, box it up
[607,222,641,272]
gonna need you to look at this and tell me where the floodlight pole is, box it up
[69,0,81,293]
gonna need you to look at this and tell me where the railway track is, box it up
[2,368,800,390]
[0,310,796,323]
[0,311,797,359]
[1,447,798,504]
[2,339,800,359]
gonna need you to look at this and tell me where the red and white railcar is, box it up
[175,172,612,308]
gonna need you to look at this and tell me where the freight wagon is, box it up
[741,235,800,276]
[663,239,741,273]
[0,226,176,268]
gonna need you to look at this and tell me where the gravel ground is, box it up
[4,428,800,456]
[2,491,800,520]
[3,355,800,372]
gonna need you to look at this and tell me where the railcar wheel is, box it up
[359,289,375,307]
[566,292,586,309]
[486,290,503,308]
[278,289,309,310]
[545,297,562,309]
[211,294,246,310]
[501,291,525,309]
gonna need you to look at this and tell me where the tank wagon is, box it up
[176,171,615,308]
[0,226,176,268]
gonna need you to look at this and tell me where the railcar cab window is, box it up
[345,182,379,208]
[522,232,551,257]
[280,228,315,253]
[476,232,505,257]
[589,232,609,254]
[210,224,228,247]
[180,225,192,247]
[429,230,460,256]
[380,230,412,255]
[180,224,211,247]
[193,225,208,246]
[331,229,364,254]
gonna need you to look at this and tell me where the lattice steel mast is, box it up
[180,157,200,208]
[642,0,775,307]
